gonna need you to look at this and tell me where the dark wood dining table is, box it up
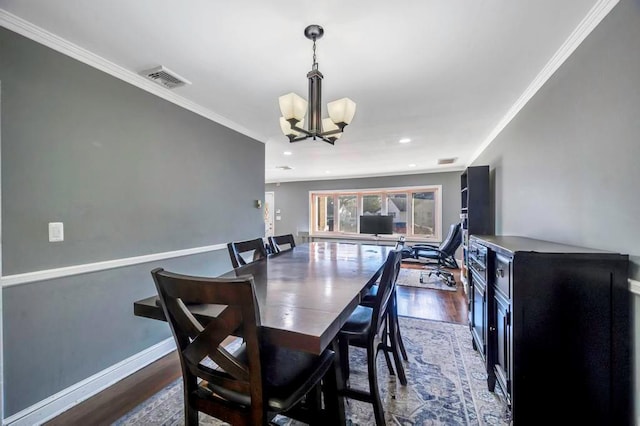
[134,241,391,354]
[133,241,393,424]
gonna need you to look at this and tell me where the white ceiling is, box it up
[0,0,609,183]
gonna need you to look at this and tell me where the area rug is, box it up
[396,267,457,291]
[114,317,510,425]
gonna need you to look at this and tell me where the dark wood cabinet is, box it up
[470,235,631,424]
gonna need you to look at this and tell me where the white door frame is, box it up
[264,191,275,237]
[1,80,5,422]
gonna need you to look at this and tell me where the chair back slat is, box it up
[268,234,296,254]
[227,238,269,268]
[371,248,403,332]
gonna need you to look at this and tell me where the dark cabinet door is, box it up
[494,292,510,405]
[470,273,486,358]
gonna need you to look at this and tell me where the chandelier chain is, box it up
[312,39,317,68]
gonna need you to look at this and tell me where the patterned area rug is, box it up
[396,267,457,291]
[114,318,510,425]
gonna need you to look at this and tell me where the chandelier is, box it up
[278,25,356,145]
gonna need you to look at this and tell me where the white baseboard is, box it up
[3,338,175,426]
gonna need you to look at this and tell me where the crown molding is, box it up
[468,0,620,165]
[630,278,640,296]
[0,9,266,144]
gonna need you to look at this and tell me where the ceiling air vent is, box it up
[139,66,191,89]
[437,157,457,165]
[276,165,293,171]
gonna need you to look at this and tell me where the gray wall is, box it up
[471,0,640,419]
[265,172,461,244]
[1,28,265,416]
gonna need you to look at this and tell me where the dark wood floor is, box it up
[45,263,468,426]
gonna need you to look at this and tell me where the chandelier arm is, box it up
[319,129,344,137]
[289,123,312,136]
[320,137,336,145]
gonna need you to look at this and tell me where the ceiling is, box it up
[0,0,607,183]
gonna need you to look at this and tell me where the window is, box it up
[338,195,357,233]
[310,185,442,241]
[315,195,334,232]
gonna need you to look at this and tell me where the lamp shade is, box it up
[327,97,356,126]
[280,117,305,137]
[322,118,342,140]
[279,93,308,122]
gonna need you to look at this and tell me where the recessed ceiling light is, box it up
[325,170,331,174]
[408,163,416,168]
[283,151,292,156]
[399,138,411,144]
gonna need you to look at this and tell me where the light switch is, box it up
[276,215,282,221]
[49,222,64,242]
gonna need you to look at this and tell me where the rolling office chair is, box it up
[408,222,462,286]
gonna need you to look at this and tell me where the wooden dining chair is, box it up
[361,237,409,363]
[227,237,269,268]
[268,234,296,254]
[151,268,337,426]
[338,248,404,426]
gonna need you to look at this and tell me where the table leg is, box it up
[323,339,346,425]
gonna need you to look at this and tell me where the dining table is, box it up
[133,241,394,424]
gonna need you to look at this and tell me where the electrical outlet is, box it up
[49,222,64,242]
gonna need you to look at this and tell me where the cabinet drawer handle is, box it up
[496,268,505,278]
[489,326,496,332]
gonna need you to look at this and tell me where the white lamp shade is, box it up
[280,117,305,137]
[322,118,342,139]
[327,97,356,125]
[279,93,308,122]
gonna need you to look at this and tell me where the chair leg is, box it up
[183,379,199,426]
[380,321,396,377]
[338,335,351,382]
[387,307,407,386]
[368,342,386,426]
[393,293,408,361]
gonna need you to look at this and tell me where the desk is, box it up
[134,242,391,355]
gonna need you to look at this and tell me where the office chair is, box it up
[408,223,462,286]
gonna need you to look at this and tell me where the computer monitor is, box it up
[359,215,394,236]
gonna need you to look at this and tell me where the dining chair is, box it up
[227,237,269,269]
[338,248,404,426]
[361,237,409,363]
[151,268,337,426]
[268,233,296,254]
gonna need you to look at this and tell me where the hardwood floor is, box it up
[44,264,468,425]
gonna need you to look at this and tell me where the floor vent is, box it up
[139,66,191,89]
